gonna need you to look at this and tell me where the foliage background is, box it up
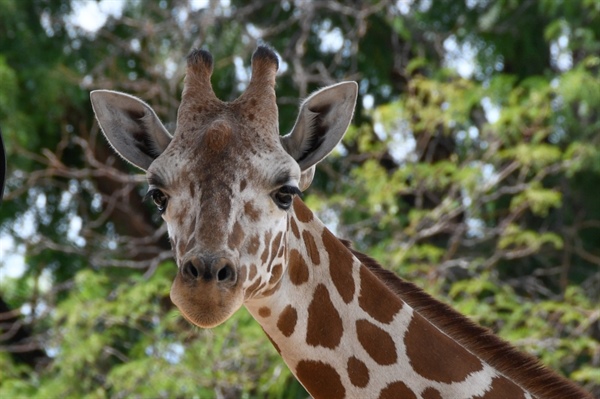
[1,0,599,397]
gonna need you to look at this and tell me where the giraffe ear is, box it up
[90,90,172,171]
[298,166,315,192]
[281,81,358,176]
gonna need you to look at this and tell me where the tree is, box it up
[1,0,598,397]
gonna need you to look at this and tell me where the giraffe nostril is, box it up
[217,264,235,283]
[181,257,236,284]
[182,261,200,280]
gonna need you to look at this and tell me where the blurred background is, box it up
[1,0,599,397]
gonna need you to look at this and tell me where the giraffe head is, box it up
[90,46,357,328]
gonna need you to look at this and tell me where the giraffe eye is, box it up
[146,189,168,213]
[272,185,301,210]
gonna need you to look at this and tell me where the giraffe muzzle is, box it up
[171,254,244,328]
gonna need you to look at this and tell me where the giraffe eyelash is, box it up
[272,185,302,210]
[279,185,302,197]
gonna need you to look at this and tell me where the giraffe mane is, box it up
[339,239,591,399]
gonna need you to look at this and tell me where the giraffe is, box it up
[90,46,591,399]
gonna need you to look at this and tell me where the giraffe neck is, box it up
[245,199,589,399]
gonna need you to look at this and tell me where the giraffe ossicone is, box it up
[91,46,591,399]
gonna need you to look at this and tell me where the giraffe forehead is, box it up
[151,118,295,191]
[172,118,255,161]
[176,98,279,143]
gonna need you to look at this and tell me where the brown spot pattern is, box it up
[228,220,245,249]
[260,247,269,264]
[277,305,298,337]
[422,387,443,399]
[258,307,271,318]
[347,356,370,388]
[302,230,320,265]
[261,279,281,297]
[473,376,527,399]
[290,218,301,239]
[358,266,402,323]
[248,264,257,280]
[271,232,282,261]
[269,263,283,284]
[356,319,397,365]
[239,179,247,192]
[296,360,345,399]
[254,281,267,295]
[247,235,260,255]
[260,231,272,264]
[378,381,416,399]
[322,229,355,303]
[244,201,260,221]
[405,313,483,384]
[245,278,261,298]
[288,249,310,285]
[306,285,343,349]
[293,198,313,223]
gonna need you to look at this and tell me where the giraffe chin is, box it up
[169,274,244,329]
